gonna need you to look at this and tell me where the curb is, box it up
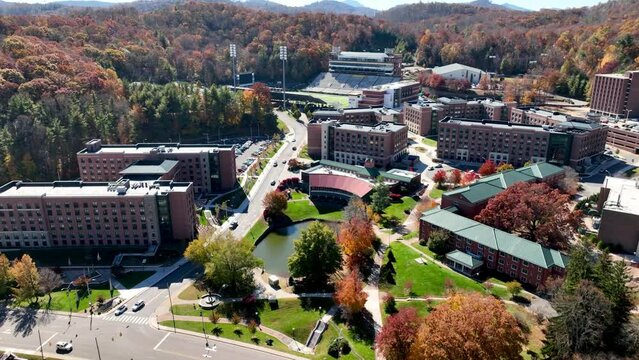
[155,323,308,360]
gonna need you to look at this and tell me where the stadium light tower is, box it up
[280,45,287,110]
[230,44,237,89]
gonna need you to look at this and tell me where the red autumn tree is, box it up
[461,171,480,185]
[334,270,368,319]
[338,217,375,269]
[448,169,462,186]
[262,190,288,218]
[475,182,581,249]
[250,82,272,110]
[478,160,497,176]
[410,294,525,360]
[427,73,446,89]
[376,308,421,360]
[432,170,447,187]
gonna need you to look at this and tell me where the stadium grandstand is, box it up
[304,72,401,96]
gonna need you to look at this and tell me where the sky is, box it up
[0,0,606,11]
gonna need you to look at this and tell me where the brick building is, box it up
[436,118,607,170]
[606,124,639,154]
[441,162,565,218]
[420,208,568,287]
[597,176,639,254]
[307,120,408,167]
[590,71,639,117]
[0,179,195,249]
[311,108,401,125]
[357,81,420,109]
[77,139,237,194]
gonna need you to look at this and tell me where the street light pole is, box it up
[167,282,176,333]
[280,45,287,110]
[200,310,209,347]
[230,44,237,89]
[37,328,45,360]
[95,337,102,360]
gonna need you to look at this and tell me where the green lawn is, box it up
[212,186,248,209]
[383,196,417,222]
[20,289,119,313]
[199,212,208,226]
[277,119,289,133]
[116,271,155,289]
[299,145,311,160]
[382,299,443,322]
[172,298,332,344]
[412,241,439,259]
[381,242,484,297]
[243,219,269,245]
[422,137,438,147]
[489,285,511,300]
[294,91,350,108]
[177,284,206,301]
[290,191,308,200]
[284,200,344,222]
[429,186,445,199]
[264,141,283,159]
[314,321,375,360]
[401,231,418,240]
[160,321,296,356]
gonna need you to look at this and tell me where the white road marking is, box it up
[153,332,171,351]
[36,332,58,351]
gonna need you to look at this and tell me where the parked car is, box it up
[282,160,287,164]
[132,300,145,312]
[229,220,238,229]
[273,162,278,167]
[56,341,73,353]
[270,181,276,186]
[115,305,127,316]
[292,147,297,151]
[435,164,443,168]
[427,166,435,171]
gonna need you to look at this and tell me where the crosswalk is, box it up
[102,314,148,325]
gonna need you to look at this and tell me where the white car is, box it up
[115,305,127,316]
[56,341,73,352]
[132,300,145,312]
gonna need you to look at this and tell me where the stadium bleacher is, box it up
[305,72,401,96]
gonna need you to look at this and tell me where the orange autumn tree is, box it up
[334,270,368,319]
[338,217,375,269]
[410,294,525,360]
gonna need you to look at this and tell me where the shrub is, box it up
[96,294,105,305]
[403,280,414,297]
[251,336,260,345]
[231,313,241,325]
[387,250,396,263]
[383,294,397,314]
[506,281,523,296]
[212,327,223,336]
[209,311,220,324]
[328,338,350,357]
[482,281,493,290]
[233,327,243,337]
[247,320,257,334]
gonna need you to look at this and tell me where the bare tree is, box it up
[39,268,63,304]
[557,166,580,196]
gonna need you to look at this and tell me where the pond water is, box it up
[252,221,312,277]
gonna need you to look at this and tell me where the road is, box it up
[231,111,307,239]
[0,262,296,360]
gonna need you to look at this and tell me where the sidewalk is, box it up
[114,257,189,300]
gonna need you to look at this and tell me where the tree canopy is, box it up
[288,221,342,286]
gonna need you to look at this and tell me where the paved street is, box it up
[231,111,307,239]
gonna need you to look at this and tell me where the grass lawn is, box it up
[264,141,283,159]
[160,321,297,356]
[198,212,208,226]
[243,219,269,245]
[381,242,484,297]
[429,186,445,199]
[284,200,344,222]
[212,187,248,209]
[116,271,155,289]
[381,299,444,322]
[383,196,417,222]
[422,137,438,147]
[290,191,308,200]
[277,119,289,133]
[489,285,511,300]
[173,298,332,344]
[506,304,545,359]
[177,284,206,301]
[412,241,439,259]
[20,289,119,313]
[401,231,418,240]
[294,91,350,108]
[242,177,257,193]
[298,145,311,159]
[314,321,375,360]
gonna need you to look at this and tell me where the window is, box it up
[522,260,529,267]
[498,258,504,265]
[521,268,528,275]
[512,257,519,263]
[511,264,518,271]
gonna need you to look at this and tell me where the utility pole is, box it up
[95,337,102,360]
[280,45,287,110]
[230,44,237,89]
[167,282,177,332]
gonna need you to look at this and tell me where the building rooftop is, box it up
[441,117,604,134]
[337,122,406,133]
[79,142,234,155]
[119,160,179,176]
[446,250,484,269]
[601,176,639,216]
[421,208,568,269]
[336,51,392,61]
[370,80,420,91]
[0,180,190,198]
[433,63,485,75]
[307,160,419,184]
[443,162,565,204]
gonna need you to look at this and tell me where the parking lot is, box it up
[235,140,272,173]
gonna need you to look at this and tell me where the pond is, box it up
[252,221,312,277]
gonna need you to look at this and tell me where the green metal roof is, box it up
[446,250,483,269]
[421,208,568,269]
[443,162,565,205]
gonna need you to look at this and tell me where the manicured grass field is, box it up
[429,186,445,199]
[284,200,344,222]
[314,321,375,360]
[422,137,438,147]
[20,289,119,313]
[160,321,295,356]
[293,91,350,108]
[401,231,418,240]
[116,271,155,289]
[412,241,439,259]
[177,284,206,301]
[383,196,417,222]
[381,242,484,297]
[290,191,308,200]
[243,219,269,245]
[298,145,311,159]
[173,298,332,344]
